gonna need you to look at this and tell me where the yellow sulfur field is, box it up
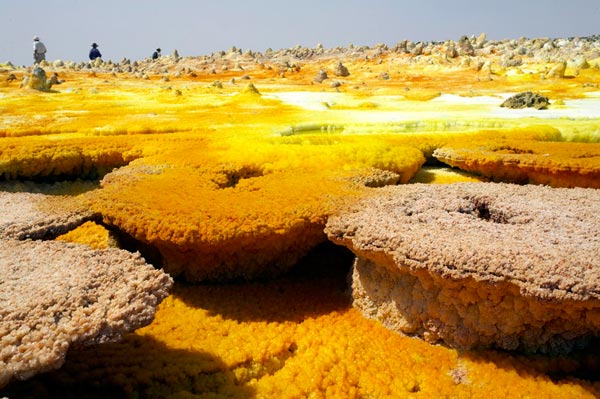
[2,45,600,397]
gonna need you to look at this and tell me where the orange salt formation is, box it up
[85,139,425,281]
[434,140,600,187]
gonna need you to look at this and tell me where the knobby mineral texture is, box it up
[0,239,173,388]
[0,189,173,388]
[325,182,600,353]
[0,191,95,240]
[433,141,600,188]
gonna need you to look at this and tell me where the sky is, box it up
[1,0,599,66]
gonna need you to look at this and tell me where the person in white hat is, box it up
[33,36,47,64]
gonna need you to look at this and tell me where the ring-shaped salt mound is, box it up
[86,146,425,282]
[433,141,600,188]
[325,182,600,353]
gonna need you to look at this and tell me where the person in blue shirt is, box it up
[152,48,161,60]
[89,43,102,60]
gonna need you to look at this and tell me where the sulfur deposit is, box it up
[0,239,173,388]
[86,142,425,282]
[326,183,600,353]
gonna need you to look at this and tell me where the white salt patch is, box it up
[492,98,600,119]
[431,94,502,105]
[264,92,344,111]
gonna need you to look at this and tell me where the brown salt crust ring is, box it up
[325,182,600,352]
[326,182,600,302]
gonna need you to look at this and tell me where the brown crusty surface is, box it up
[326,182,600,301]
[325,182,600,352]
[0,239,173,388]
[0,191,95,240]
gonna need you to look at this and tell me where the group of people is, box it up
[32,36,162,64]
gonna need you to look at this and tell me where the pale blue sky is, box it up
[1,0,599,66]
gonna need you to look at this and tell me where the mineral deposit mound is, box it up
[0,191,94,240]
[326,183,600,353]
[0,192,173,388]
[0,239,172,387]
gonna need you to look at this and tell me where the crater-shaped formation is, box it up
[325,182,600,353]
[86,143,425,282]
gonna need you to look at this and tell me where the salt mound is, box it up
[0,239,173,387]
[326,182,600,353]
[433,141,600,188]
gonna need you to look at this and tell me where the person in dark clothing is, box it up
[89,43,102,61]
[152,48,161,60]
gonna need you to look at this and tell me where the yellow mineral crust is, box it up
[0,71,304,138]
[56,221,116,249]
[434,140,600,188]
[86,140,425,281]
[0,135,142,180]
[325,183,600,353]
[409,166,490,184]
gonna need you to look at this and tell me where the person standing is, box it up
[89,43,102,60]
[33,36,47,64]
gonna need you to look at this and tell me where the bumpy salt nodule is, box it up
[0,191,95,240]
